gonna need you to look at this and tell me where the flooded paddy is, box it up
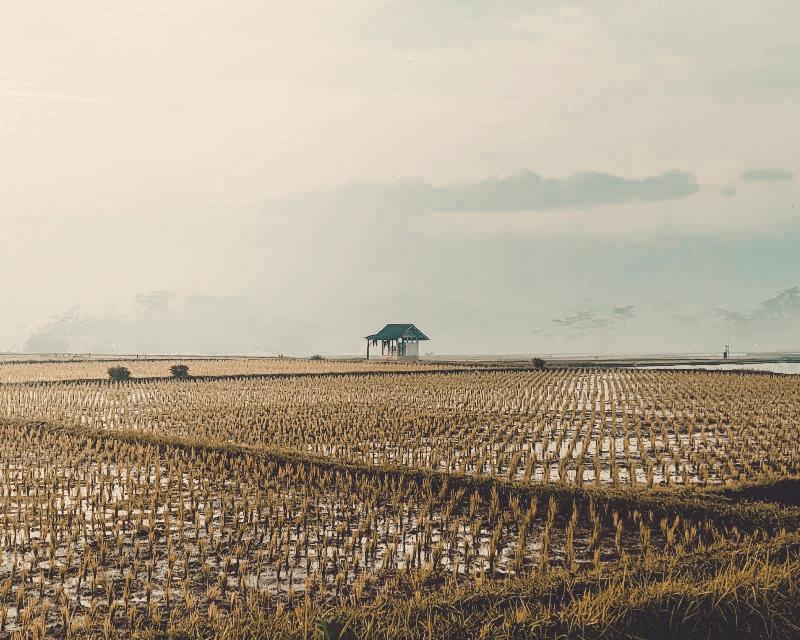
[0,420,732,635]
[2,369,798,488]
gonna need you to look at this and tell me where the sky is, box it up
[1,1,799,356]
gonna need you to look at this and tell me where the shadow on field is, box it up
[720,478,800,506]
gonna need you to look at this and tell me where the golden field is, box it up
[0,357,462,384]
[0,365,797,638]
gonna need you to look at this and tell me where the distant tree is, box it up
[531,358,546,369]
[310,354,325,361]
[107,366,131,381]
[170,364,191,379]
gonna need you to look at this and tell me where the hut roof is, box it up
[365,324,429,341]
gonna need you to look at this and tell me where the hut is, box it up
[365,323,429,360]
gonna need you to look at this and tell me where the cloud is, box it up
[741,168,795,183]
[551,305,638,338]
[23,332,70,354]
[672,312,701,326]
[754,286,800,320]
[22,293,299,355]
[283,169,700,216]
[440,170,700,212]
[715,308,752,334]
[544,285,800,354]
[135,290,176,316]
[552,311,611,333]
[612,305,636,320]
[710,287,800,350]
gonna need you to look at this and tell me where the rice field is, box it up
[2,369,798,487]
[0,419,744,636]
[0,358,463,384]
[0,365,797,638]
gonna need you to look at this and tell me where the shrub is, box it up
[170,364,191,379]
[107,366,131,381]
[531,358,545,369]
[310,354,325,361]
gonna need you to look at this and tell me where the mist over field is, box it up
[2,2,799,356]
[16,231,800,357]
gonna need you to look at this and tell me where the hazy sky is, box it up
[2,1,799,355]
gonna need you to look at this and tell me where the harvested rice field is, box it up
[0,365,798,639]
[2,369,798,487]
[0,357,468,384]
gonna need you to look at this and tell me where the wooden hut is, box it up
[365,324,429,360]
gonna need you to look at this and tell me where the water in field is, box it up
[0,421,718,634]
[642,362,800,375]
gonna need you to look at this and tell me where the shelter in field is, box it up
[365,323,429,360]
